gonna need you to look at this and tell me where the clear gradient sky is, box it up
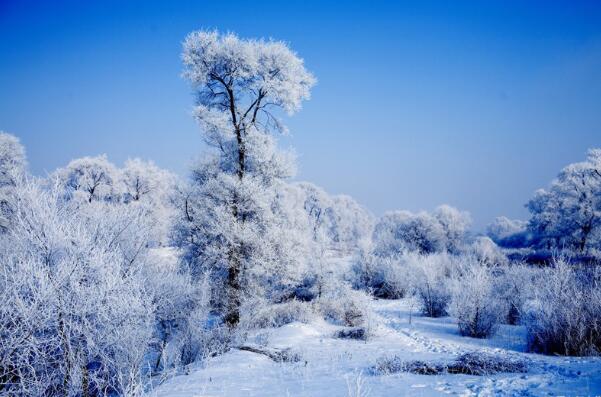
[1,0,600,229]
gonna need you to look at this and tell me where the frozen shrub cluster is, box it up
[240,299,314,329]
[359,205,479,314]
[448,352,528,375]
[466,236,508,266]
[407,253,456,317]
[524,257,601,356]
[372,356,439,375]
[238,345,302,363]
[449,259,508,338]
[493,264,536,325]
[335,327,367,341]
[0,178,154,396]
[290,182,374,255]
[351,250,411,299]
[373,351,527,376]
[0,132,26,233]
[315,286,373,330]
[146,252,213,371]
[52,155,178,246]
[487,216,531,248]
[0,134,209,395]
[372,205,471,257]
[238,283,374,339]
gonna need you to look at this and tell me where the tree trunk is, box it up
[58,315,72,396]
[225,126,246,328]
[81,362,89,397]
[225,255,241,328]
[579,218,593,253]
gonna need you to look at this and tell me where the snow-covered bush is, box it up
[351,250,411,299]
[238,284,373,334]
[450,259,508,338]
[407,253,456,317]
[493,263,536,325]
[0,178,155,396]
[434,205,472,254]
[0,162,200,394]
[0,132,26,232]
[486,216,530,248]
[288,182,374,254]
[143,249,212,371]
[54,155,178,247]
[524,257,601,356]
[328,195,374,254]
[121,158,179,245]
[467,236,508,266]
[373,211,445,256]
[240,299,314,329]
[372,206,471,257]
[373,352,527,376]
[315,286,372,329]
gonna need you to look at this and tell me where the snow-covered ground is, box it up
[148,298,601,397]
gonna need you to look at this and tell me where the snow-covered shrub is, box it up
[467,236,508,266]
[328,195,374,254]
[373,356,426,375]
[373,211,446,256]
[351,250,411,299]
[336,327,367,341]
[315,286,372,329]
[407,253,456,317]
[0,178,155,396]
[120,158,179,246]
[175,304,225,367]
[450,259,508,338]
[493,263,536,325]
[434,205,472,254]
[524,257,601,356]
[373,352,527,376]
[372,205,471,257]
[144,249,213,371]
[54,155,178,247]
[487,216,530,248]
[0,132,26,232]
[240,299,314,329]
[448,352,528,375]
[287,182,374,255]
[345,371,371,397]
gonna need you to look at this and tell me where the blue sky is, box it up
[1,0,600,229]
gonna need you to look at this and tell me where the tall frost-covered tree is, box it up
[527,149,601,258]
[56,155,121,203]
[121,158,175,203]
[121,158,178,245]
[180,30,315,327]
[290,182,374,254]
[486,216,529,247]
[433,205,471,254]
[0,132,26,232]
